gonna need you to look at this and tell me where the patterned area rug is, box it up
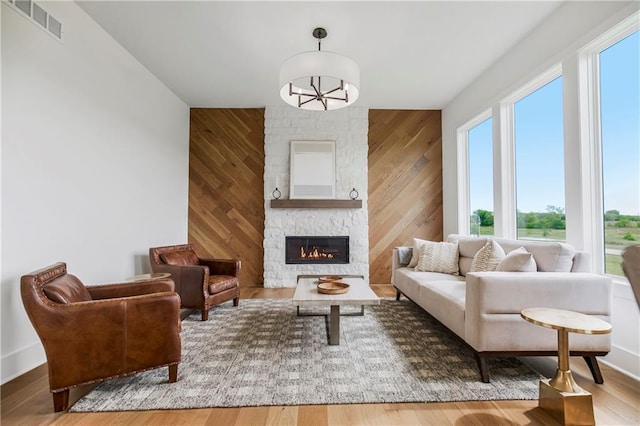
[70,299,540,411]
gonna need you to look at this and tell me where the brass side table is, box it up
[521,307,611,426]
[127,272,171,282]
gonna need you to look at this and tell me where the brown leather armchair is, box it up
[149,244,240,321]
[21,262,181,412]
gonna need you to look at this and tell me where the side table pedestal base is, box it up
[539,379,595,425]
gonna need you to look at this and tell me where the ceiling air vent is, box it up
[15,0,31,17]
[32,2,46,28]
[5,0,62,41]
[48,15,62,39]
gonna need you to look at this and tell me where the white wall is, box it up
[263,106,369,287]
[442,1,640,379]
[1,2,190,384]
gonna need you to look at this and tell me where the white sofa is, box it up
[392,234,612,383]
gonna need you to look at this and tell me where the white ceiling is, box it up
[77,1,564,109]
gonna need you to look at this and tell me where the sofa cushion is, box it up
[43,275,92,304]
[446,235,488,276]
[495,238,576,272]
[394,268,464,302]
[416,280,466,339]
[408,238,430,268]
[495,247,537,272]
[161,250,199,266]
[448,235,489,258]
[416,241,459,275]
[470,239,505,272]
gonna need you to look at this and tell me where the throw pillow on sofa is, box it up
[496,246,537,272]
[408,238,430,268]
[469,239,505,272]
[396,246,413,266]
[415,241,459,275]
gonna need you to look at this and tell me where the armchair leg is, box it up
[52,389,69,412]
[233,296,239,307]
[396,290,402,301]
[201,308,209,321]
[168,364,178,383]
[583,355,604,384]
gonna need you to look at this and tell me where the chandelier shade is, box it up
[279,28,360,111]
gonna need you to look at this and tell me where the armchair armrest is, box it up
[87,279,175,300]
[161,265,211,307]
[199,258,241,276]
[150,263,209,294]
[43,292,181,391]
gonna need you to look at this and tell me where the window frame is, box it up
[457,109,492,236]
[454,11,639,281]
[457,65,563,239]
[502,65,564,240]
[579,14,639,276]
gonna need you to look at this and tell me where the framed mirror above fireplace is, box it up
[290,140,336,199]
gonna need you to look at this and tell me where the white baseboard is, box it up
[600,343,640,381]
[1,341,46,385]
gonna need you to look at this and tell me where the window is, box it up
[599,30,639,276]
[513,76,566,241]
[467,117,494,236]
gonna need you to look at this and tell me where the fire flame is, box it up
[300,246,334,259]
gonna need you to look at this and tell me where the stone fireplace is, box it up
[263,105,369,287]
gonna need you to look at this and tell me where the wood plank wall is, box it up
[368,110,443,284]
[189,108,265,286]
[188,108,442,287]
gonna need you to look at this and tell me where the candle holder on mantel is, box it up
[349,188,359,200]
[272,187,282,200]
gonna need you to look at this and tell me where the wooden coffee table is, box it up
[292,276,380,345]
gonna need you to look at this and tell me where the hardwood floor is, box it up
[2,285,638,425]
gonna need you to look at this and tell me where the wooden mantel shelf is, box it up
[270,199,362,209]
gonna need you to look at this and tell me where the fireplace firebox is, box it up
[285,236,349,264]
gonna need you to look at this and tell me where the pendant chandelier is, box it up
[279,27,360,111]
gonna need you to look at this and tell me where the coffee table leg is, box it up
[329,305,340,345]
